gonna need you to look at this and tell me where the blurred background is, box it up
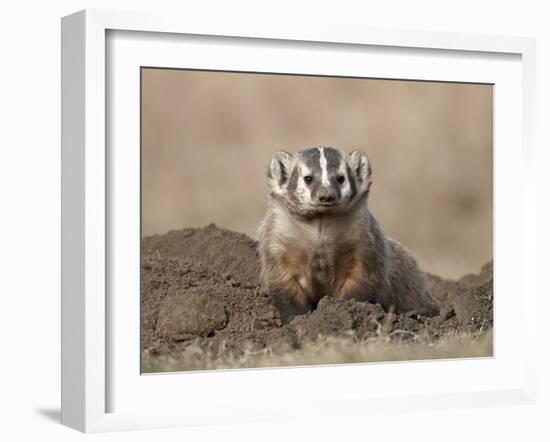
[141,68,492,279]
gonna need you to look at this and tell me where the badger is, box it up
[258,146,440,323]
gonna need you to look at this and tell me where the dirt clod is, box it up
[156,294,228,340]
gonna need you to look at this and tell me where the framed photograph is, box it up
[61,9,537,433]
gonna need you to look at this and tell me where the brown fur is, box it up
[258,148,440,323]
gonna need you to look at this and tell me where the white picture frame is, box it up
[61,9,537,433]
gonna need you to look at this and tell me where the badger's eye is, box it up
[303,175,313,184]
[336,175,346,184]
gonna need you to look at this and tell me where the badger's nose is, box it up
[318,188,336,204]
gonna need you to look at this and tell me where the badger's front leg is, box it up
[261,266,317,323]
[334,257,378,305]
[333,254,361,299]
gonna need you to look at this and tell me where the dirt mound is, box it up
[142,224,260,288]
[141,225,493,364]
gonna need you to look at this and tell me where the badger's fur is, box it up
[258,146,440,323]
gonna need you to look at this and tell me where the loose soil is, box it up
[142,224,493,368]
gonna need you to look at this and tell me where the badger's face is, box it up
[267,147,372,218]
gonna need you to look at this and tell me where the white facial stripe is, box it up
[338,162,351,198]
[297,164,313,203]
[319,147,330,187]
[338,162,347,177]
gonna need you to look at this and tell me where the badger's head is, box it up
[267,146,372,218]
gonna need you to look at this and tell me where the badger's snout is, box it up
[317,187,337,205]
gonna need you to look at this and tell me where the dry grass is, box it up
[141,329,492,374]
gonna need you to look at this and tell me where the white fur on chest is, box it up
[271,203,344,256]
[275,209,337,292]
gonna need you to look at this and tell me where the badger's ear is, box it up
[349,149,371,183]
[268,150,293,189]
[349,149,372,194]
